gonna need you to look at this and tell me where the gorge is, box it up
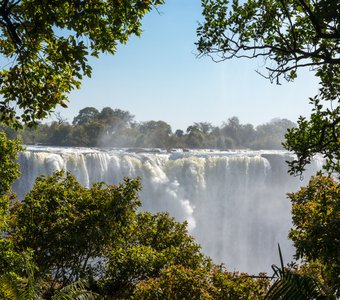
[14,146,321,275]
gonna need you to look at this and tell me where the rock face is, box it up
[15,147,318,274]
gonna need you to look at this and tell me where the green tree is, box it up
[99,212,210,297]
[72,107,99,126]
[197,0,340,83]
[133,265,215,300]
[0,132,22,196]
[133,265,270,299]
[197,0,339,173]
[185,124,205,148]
[221,116,242,146]
[137,120,172,148]
[175,129,184,138]
[45,122,74,146]
[193,122,214,134]
[239,123,256,148]
[210,267,270,300]
[0,134,39,300]
[252,118,296,150]
[0,0,164,128]
[0,124,19,140]
[96,107,136,146]
[288,175,340,294]
[284,98,340,175]
[186,122,218,148]
[97,107,135,130]
[0,132,22,285]
[0,132,22,266]
[219,117,257,148]
[10,171,141,291]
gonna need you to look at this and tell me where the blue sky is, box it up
[63,0,318,131]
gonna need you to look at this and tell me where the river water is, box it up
[14,146,320,274]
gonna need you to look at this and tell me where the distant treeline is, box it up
[0,107,296,149]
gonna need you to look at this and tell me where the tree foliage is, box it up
[72,107,99,126]
[266,266,335,300]
[197,0,340,83]
[254,118,296,150]
[284,96,340,175]
[265,245,336,299]
[0,132,22,272]
[1,108,296,150]
[288,174,340,294]
[133,265,270,299]
[0,0,164,128]
[197,0,340,176]
[98,212,211,298]
[0,132,22,196]
[10,171,141,288]
[0,134,40,300]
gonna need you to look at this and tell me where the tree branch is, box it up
[0,0,21,46]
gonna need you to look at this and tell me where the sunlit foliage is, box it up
[0,0,164,128]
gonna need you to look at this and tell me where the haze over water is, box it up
[15,146,321,274]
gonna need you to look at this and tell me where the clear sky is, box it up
[62,0,319,131]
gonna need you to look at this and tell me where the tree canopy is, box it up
[197,0,340,175]
[72,107,99,126]
[0,132,22,196]
[288,174,340,294]
[0,0,164,128]
[1,108,296,149]
[197,0,340,83]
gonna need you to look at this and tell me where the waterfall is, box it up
[14,146,318,274]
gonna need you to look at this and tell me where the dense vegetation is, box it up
[197,0,339,176]
[0,0,164,128]
[0,0,338,298]
[1,107,296,150]
[288,175,340,293]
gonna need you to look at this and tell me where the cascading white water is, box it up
[14,146,319,274]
